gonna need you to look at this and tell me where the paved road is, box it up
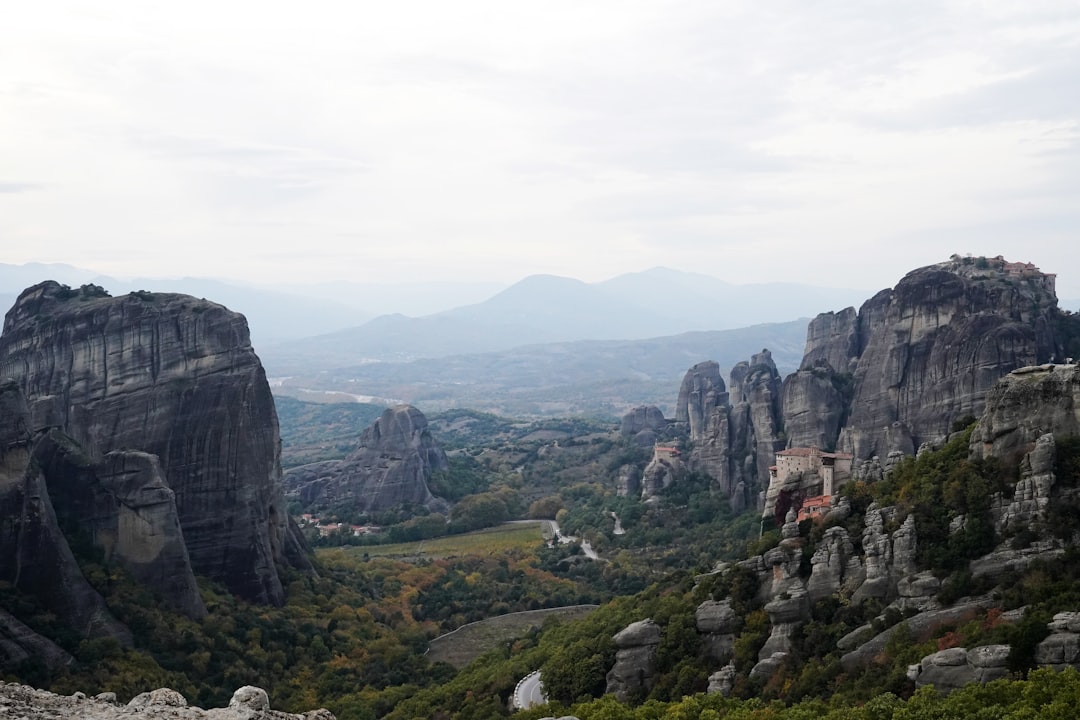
[513,670,546,709]
[547,521,600,560]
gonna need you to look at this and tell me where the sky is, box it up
[2,1,1079,297]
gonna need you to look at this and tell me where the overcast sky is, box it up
[2,1,1079,296]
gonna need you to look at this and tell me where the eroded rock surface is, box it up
[675,352,785,505]
[835,260,1058,462]
[910,645,1011,694]
[0,683,335,719]
[606,619,661,702]
[0,282,308,606]
[0,380,131,655]
[970,364,1080,464]
[285,405,449,515]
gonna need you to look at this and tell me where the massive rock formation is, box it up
[32,431,205,619]
[836,260,1058,461]
[0,380,132,661]
[285,405,449,515]
[969,364,1080,464]
[779,258,1062,465]
[675,352,785,507]
[619,405,668,447]
[0,282,309,606]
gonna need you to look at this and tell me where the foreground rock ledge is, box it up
[0,683,335,720]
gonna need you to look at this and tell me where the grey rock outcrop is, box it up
[675,352,785,504]
[781,367,849,452]
[910,645,1011,694]
[994,433,1057,532]
[841,599,995,672]
[615,464,641,498]
[806,526,861,602]
[640,451,684,501]
[32,432,205,619]
[852,506,917,603]
[800,308,860,374]
[676,361,733,493]
[606,619,662,702]
[620,406,667,447]
[0,608,74,672]
[285,405,449,515]
[706,663,737,696]
[970,364,1080,464]
[0,682,335,719]
[1034,612,1080,671]
[696,600,738,662]
[0,282,309,606]
[835,260,1058,462]
[0,380,132,649]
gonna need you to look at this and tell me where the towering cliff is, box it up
[0,379,132,664]
[675,352,785,508]
[0,282,309,606]
[285,405,450,515]
[779,257,1061,462]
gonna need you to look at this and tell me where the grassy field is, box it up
[324,521,550,561]
[427,605,598,669]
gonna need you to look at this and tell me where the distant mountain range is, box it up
[267,319,811,417]
[259,268,869,371]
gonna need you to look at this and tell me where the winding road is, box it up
[512,670,546,709]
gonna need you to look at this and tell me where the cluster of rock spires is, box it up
[0,282,311,669]
[284,404,449,515]
[605,360,1080,699]
[0,683,334,719]
[605,256,1077,699]
[619,256,1070,512]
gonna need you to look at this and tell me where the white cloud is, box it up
[1,0,1078,295]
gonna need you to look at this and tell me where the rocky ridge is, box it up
[0,683,334,720]
[608,355,1080,697]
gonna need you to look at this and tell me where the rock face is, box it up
[0,682,335,719]
[992,433,1058,532]
[285,405,449,515]
[614,464,641,498]
[970,364,1080,464]
[834,260,1058,461]
[640,449,684,501]
[0,608,74,672]
[619,406,668,447]
[0,380,132,654]
[1034,612,1080,671]
[675,352,785,506]
[800,308,860,374]
[606,619,662,702]
[32,432,206,619]
[0,282,310,606]
[696,600,738,662]
[910,645,1011,694]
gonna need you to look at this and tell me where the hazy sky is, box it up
[3,1,1079,296]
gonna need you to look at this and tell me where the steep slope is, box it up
[0,282,309,606]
